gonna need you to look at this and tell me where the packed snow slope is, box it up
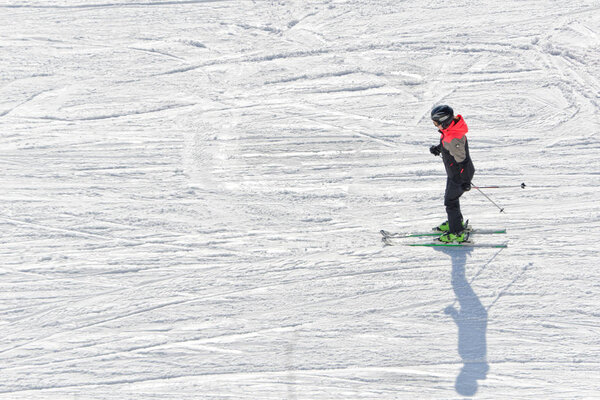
[1,0,599,399]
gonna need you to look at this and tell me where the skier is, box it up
[429,105,475,243]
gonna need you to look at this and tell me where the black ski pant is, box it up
[445,178,465,234]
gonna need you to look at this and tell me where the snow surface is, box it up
[1,0,600,398]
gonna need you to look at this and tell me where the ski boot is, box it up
[438,230,469,244]
[433,219,468,232]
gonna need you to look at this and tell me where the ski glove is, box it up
[461,182,472,191]
[430,145,441,156]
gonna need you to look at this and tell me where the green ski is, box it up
[382,236,508,248]
[380,228,506,239]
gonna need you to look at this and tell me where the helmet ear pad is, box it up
[440,118,454,129]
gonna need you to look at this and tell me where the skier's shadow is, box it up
[435,247,489,397]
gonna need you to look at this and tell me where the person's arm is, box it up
[444,136,467,163]
[443,137,472,190]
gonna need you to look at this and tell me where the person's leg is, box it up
[445,179,465,233]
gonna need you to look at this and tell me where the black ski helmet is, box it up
[431,105,454,129]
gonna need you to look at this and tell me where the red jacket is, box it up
[438,115,474,183]
[440,115,468,155]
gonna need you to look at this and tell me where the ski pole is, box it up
[472,183,526,190]
[431,154,511,211]
[471,183,506,213]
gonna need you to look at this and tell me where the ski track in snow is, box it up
[1,0,600,399]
